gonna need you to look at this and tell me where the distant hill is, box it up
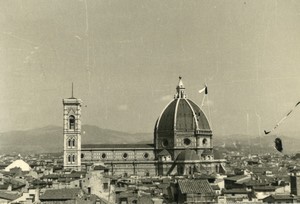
[0,125,152,154]
[1,125,299,154]
[213,134,300,154]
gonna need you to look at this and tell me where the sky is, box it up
[1,0,300,136]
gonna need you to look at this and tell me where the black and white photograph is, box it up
[1,1,300,203]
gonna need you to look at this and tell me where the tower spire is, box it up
[72,83,74,98]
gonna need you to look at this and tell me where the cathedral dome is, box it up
[155,77,211,134]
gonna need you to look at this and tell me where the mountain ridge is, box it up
[0,125,299,154]
[0,125,153,154]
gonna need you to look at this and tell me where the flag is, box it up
[199,85,208,94]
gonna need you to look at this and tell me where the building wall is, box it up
[81,171,114,202]
[290,175,300,195]
[0,198,9,204]
[81,149,155,161]
[106,162,157,176]
[81,149,158,175]
[178,193,215,204]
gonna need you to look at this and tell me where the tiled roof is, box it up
[64,172,85,178]
[138,196,154,204]
[82,144,154,149]
[0,191,20,201]
[42,174,59,179]
[202,149,213,155]
[157,149,170,156]
[210,184,220,190]
[40,188,82,200]
[224,175,250,182]
[223,188,250,194]
[178,179,214,194]
[93,165,108,170]
[264,194,297,200]
[196,173,216,180]
[253,186,276,191]
[156,97,212,134]
[176,150,199,161]
[0,184,9,190]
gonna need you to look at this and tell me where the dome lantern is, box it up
[175,76,186,99]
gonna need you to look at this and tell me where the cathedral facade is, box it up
[63,77,225,176]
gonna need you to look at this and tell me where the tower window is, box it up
[203,138,208,146]
[72,139,76,147]
[69,115,75,129]
[72,155,75,163]
[68,155,71,163]
[68,139,72,147]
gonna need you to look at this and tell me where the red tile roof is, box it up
[0,191,20,201]
[178,179,214,194]
[223,188,250,194]
[157,149,170,156]
[224,175,250,182]
[176,150,199,161]
[40,188,83,200]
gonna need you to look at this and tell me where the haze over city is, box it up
[1,1,300,136]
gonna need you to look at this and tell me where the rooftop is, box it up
[178,179,214,194]
[40,188,83,200]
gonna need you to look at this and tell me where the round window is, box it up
[123,153,128,159]
[162,139,169,147]
[101,153,106,159]
[202,138,208,145]
[183,138,191,146]
[143,153,149,159]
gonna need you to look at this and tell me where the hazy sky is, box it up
[1,0,300,136]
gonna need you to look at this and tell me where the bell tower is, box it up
[63,84,82,170]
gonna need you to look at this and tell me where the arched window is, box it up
[68,139,72,147]
[69,115,75,130]
[72,139,75,147]
[72,155,75,163]
[202,138,208,146]
[68,155,71,163]
[189,166,192,174]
